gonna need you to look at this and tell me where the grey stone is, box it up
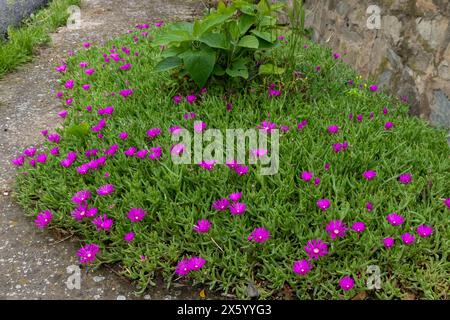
[0,0,50,37]
[430,90,450,127]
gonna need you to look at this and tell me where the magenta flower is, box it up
[119,132,128,140]
[188,256,206,271]
[11,156,25,166]
[97,184,114,196]
[76,164,90,174]
[383,107,389,114]
[127,208,146,222]
[146,127,162,139]
[193,219,212,233]
[416,224,433,238]
[228,192,242,202]
[55,64,67,73]
[366,202,374,212]
[92,214,114,231]
[71,204,98,220]
[82,42,91,48]
[47,133,61,143]
[79,61,88,68]
[316,198,331,211]
[357,114,363,122]
[23,147,37,157]
[135,149,148,158]
[71,190,91,204]
[333,52,341,59]
[120,63,132,71]
[304,239,328,260]
[98,106,114,116]
[235,165,249,176]
[398,173,412,184]
[198,160,216,171]
[194,121,207,133]
[172,95,182,104]
[292,260,312,276]
[34,210,53,229]
[183,112,196,120]
[280,125,290,132]
[314,178,321,186]
[169,125,183,135]
[327,125,339,134]
[324,163,331,171]
[65,79,74,89]
[77,244,100,264]
[212,198,229,211]
[119,89,133,97]
[170,144,185,156]
[230,202,246,215]
[82,84,91,91]
[85,68,95,75]
[444,198,450,209]
[351,222,366,233]
[369,85,378,92]
[251,148,268,158]
[256,120,277,134]
[384,122,394,130]
[326,220,347,239]
[36,153,47,163]
[386,213,405,226]
[339,276,355,291]
[401,233,415,245]
[148,146,162,160]
[383,237,395,249]
[300,171,314,181]
[175,258,191,276]
[362,170,377,180]
[124,232,135,242]
[248,227,270,243]
[124,147,137,157]
[186,95,197,104]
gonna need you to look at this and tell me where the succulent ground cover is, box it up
[12,3,450,300]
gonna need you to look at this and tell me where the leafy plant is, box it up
[152,0,286,87]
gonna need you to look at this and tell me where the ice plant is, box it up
[292,260,312,276]
[416,224,433,238]
[186,95,196,104]
[351,222,366,233]
[316,199,331,211]
[300,171,314,181]
[71,190,92,204]
[97,184,115,196]
[230,202,246,215]
[248,227,270,243]
[362,170,377,180]
[77,244,100,264]
[212,198,229,211]
[444,198,450,209]
[398,173,412,184]
[175,258,191,276]
[193,219,212,233]
[251,148,268,158]
[124,232,135,242]
[146,127,162,139]
[326,220,347,239]
[256,120,277,134]
[384,122,394,130]
[71,204,98,220]
[327,125,339,134]
[34,210,53,229]
[383,237,395,249]
[401,233,415,245]
[172,95,182,104]
[92,214,114,231]
[228,192,242,202]
[304,239,328,260]
[366,202,374,212]
[369,85,378,92]
[188,256,206,271]
[339,276,355,291]
[198,160,216,171]
[148,146,162,160]
[194,121,206,133]
[386,213,405,226]
[127,208,146,222]
[170,144,185,156]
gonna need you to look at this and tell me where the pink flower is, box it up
[193,219,212,233]
[351,222,366,233]
[235,165,249,176]
[169,126,183,135]
[127,208,146,222]
[362,170,377,180]
[212,198,229,211]
[314,178,321,186]
[36,153,47,163]
[124,232,135,242]
[120,63,132,71]
[55,64,67,73]
[146,127,162,138]
[228,192,242,202]
[316,198,331,211]
[124,147,137,157]
[71,190,91,204]
[327,125,339,134]
[198,160,216,170]
[92,214,114,231]
[82,84,91,90]
[77,244,100,264]
[136,149,148,158]
[292,260,312,276]
[82,42,91,48]
[257,120,277,134]
[97,184,114,196]
[300,171,313,181]
[444,198,450,209]
[188,256,206,271]
[12,156,25,166]
[383,237,395,249]
[251,148,268,158]
[98,106,114,116]
[398,173,412,184]
[34,210,53,229]
[170,144,185,156]
[304,239,328,260]
[324,163,331,171]
[366,202,374,212]
[384,122,394,130]
[71,204,98,220]
[79,61,88,68]
[48,133,61,143]
[119,89,133,97]
[386,213,404,226]
[194,121,206,133]
[175,258,191,276]
[416,224,433,238]
[369,85,378,92]
[119,132,128,140]
[85,68,95,75]
[172,95,182,104]
[148,146,162,160]
[248,227,270,243]
[339,276,355,291]
[401,233,415,245]
[230,202,246,215]
[326,220,347,239]
[186,95,197,104]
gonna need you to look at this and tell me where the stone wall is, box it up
[301,0,450,130]
[0,0,50,37]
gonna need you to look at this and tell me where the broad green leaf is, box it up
[258,63,285,75]
[228,21,241,41]
[238,4,257,16]
[257,37,276,49]
[153,56,183,72]
[198,7,235,35]
[226,59,249,79]
[183,50,216,87]
[199,32,229,49]
[259,16,276,27]
[193,20,202,38]
[152,30,192,46]
[160,46,184,58]
[251,29,276,43]
[237,35,259,48]
[257,0,270,15]
[238,14,256,35]
[65,123,89,139]
[169,22,194,34]
[213,64,225,76]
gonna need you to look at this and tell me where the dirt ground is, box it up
[0,0,223,300]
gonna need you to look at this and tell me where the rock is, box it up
[430,90,450,128]
[246,283,259,298]
[116,295,126,300]
[0,0,50,37]
[93,276,105,282]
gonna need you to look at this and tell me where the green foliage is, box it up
[153,0,285,88]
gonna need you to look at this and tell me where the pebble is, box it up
[116,295,126,300]
[93,276,105,282]
[144,294,151,300]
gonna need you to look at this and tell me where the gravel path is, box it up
[0,0,209,300]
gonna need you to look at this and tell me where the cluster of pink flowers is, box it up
[175,256,206,276]
[212,192,246,216]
